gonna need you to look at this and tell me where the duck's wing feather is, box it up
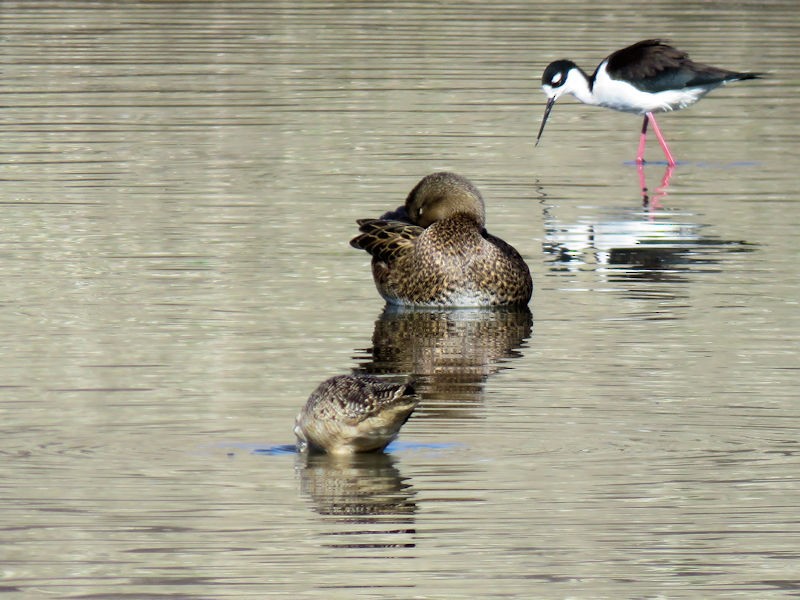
[350,219,423,263]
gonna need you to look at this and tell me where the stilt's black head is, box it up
[537,60,578,146]
[541,60,577,89]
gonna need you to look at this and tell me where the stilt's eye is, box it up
[551,71,564,86]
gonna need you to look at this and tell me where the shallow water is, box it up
[2,1,799,598]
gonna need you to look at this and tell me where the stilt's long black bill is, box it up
[535,97,556,147]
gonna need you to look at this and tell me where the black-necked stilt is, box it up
[536,39,761,166]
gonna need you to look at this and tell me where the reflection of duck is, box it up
[350,172,532,307]
[297,452,416,520]
[294,375,418,455]
[297,453,417,548]
[355,306,532,416]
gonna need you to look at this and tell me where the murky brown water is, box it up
[2,1,799,598]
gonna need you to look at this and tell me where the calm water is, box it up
[2,1,799,598]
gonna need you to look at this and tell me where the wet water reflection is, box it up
[638,163,675,209]
[296,452,417,549]
[355,306,532,418]
[541,167,756,292]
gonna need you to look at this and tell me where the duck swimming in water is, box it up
[294,375,418,455]
[350,171,533,307]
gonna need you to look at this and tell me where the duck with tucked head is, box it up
[294,375,418,455]
[350,172,533,307]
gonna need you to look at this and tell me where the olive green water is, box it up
[2,1,799,598]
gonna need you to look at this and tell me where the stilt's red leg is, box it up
[647,113,676,167]
[636,114,649,164]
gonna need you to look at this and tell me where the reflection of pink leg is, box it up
[659,164,675,190]
[636,115,649,164]
[640,164,676,215]
[637,160,648,202]
[647,112,676,167]
[649,164,675,212]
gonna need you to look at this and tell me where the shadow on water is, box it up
[252,444,297,456]
[353,305,533,419]
[295,451,417,549]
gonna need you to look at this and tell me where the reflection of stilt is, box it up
[637,163,675,213]
[539,166,754,287]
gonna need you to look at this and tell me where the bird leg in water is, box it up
[637,112,677,167]
[636,114,650,164]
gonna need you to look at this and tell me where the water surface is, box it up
[2,1,799,598]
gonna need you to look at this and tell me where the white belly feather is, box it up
[592,63,711,114]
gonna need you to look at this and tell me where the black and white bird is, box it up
[536,39,761,165]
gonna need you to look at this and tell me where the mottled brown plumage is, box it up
[350,172,533,307]
[294,375,418,455]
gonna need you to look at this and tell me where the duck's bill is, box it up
[535,97,556,146]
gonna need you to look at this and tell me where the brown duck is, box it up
[294,375,418,455]
[350,172,532,307]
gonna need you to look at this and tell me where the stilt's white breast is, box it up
[592,62,709,114]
